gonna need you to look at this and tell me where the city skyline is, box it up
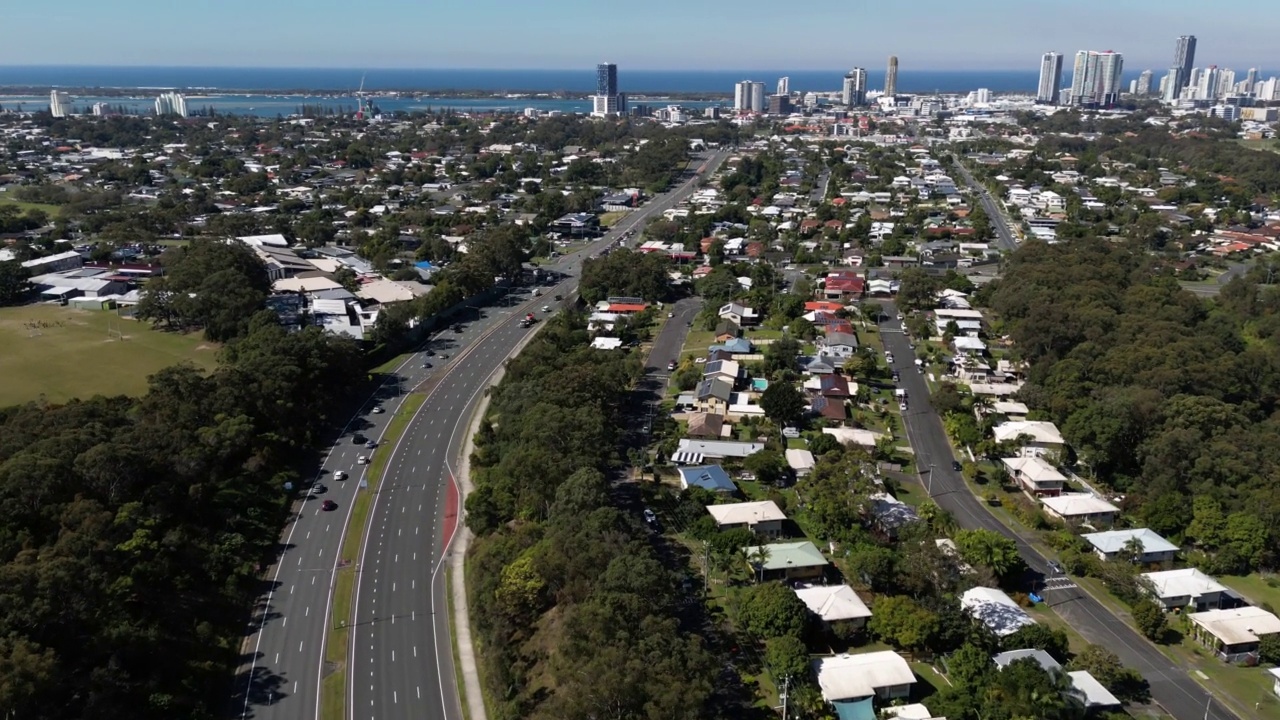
[4,0,1274,70]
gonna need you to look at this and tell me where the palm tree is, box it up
[745,545,772,583]
[918,500,958,535]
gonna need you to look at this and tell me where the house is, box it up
[1142,568,1231,612]
[1000,456,1065,497]
[695,378,733,415]
[805,373,851,398]
[703,359,742,385]
[1189,606,1280,663]
[813,651,915,710]
[1268,668,1280,700]
[1040,494,1119,527]
[818,331,859,358]
[709,337,753,354]
[960,586,1037,637]
[714,319,742,341]
[21,250,83,274]
[672,438,765,464]
[805,355,838,375]
[992,421,1065,458]
[550,212,600,236]
[706,500,787,537]
[785,448,816,477]
[718,302,759,326]
[868,492,921,539]
[745,540,828,582]
[795,585,873,629]
[686,411,725,439]
[1082,528,1179,565]
[991,650,1120,710]
[677,465,738,493]
[810,395,847,422]
[823,427,886,449]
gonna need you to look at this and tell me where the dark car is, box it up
[422,362,432,369]
[554,294,563,301]
[321,500,338,511]
[365,440,377,449]
[452,324,464,333]
[353,434,366,445]
[951,460,963,472]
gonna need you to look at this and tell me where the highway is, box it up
[951,154,1019,251]
[232,148,729,720]
[876,301,1238,720]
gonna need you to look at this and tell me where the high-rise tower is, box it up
[1136,69,1154,95]
[884,56,899,96]
[49,90,71,118]
[1037,52,1063,104]
[1070,50,1123,107]
[841,68,867,106]
[1174,36,1196,89]
[596,63,618,97]
[592,63,625,117]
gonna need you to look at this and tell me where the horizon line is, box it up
[0,63,1050,74]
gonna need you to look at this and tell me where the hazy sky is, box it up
[7,0,1276,71]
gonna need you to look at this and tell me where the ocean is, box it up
[0,65,1064,94]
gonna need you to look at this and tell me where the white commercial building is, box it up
[50,90,72,118]
[841,68,868,106]
[155,91,188,117]
[1038,52,1064,103]
[733,80,766,112]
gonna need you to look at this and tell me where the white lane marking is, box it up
[275,652,279,664]
[417,686,421,699]
[282,617,286,627]
[299,641,303,652]
[305,606,309,617]
[290,584,294,594]
[392,650,395,662]
[306,531,310,539]
[414,646,418,657]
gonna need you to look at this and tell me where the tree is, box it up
[0,260,30,305]
[897,268,938,311]
[761,379,806,427]
[1131,596,1168,642]
[762,335,801,376]
[1002,623,1070,661]
[1068,644,1150,703]
[764,635,810,682]
[735,581,810,640]
[954,528,1024,579]
[945,642,995,692]
[744,449,789,487]
[868,595,938,652]
[333,266,360,292]
[1259,633,1280,665]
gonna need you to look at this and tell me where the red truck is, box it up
[519,312,536,328]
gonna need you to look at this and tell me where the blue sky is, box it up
[8,0,1274,70]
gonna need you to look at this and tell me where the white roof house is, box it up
[785,448,816,475]
[993,420,1065,456]
[1142,568,1231,611]
[705,501,786,527]
[1001,456,1066,496]
[1040,494,1119,525]
[813,651,915,701]
[822,427,886,448]
[794,585,873,625]
[1082,528,1178,563]
[1066,671,1122,709]
[1190,606,1280,661]
[960,586,1037,637]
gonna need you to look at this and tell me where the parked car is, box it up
[643,508,657,524]
[554,294,563,300]
[951,460,963,472]
[321,500,338,511]
[667,312,674,318]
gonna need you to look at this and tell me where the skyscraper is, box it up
[1197,66,1220,100]
[777,76,790,97]
[1037,52,1064,104]
[1069,50,1123,107]
[1217,68,1236,98]
[841,68,867,106]
[591,63,625,117]
[1162,68,1181,103]
[884,56,899,96]
[1174,35,1196,89]
[734,81,765,112]
[49,90,71,118]
[155,92,188,117]
[596,63,618,97]
[1245,68,1259,93]
[1136,69,1154,96]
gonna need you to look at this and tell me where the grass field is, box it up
[0,195,61,216]
[0,304,219,406]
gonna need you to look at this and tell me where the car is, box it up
[541,305,551,312]
[885,354,895,364]
[896,313,904,320]
[453,325,464,333]
[1048,560,1065,575]
[333,470,347,481]
[310,483,327,495]
[899,402,908,411]
[667,312,674,318]
[643,508,657,524]
[370,406,384,414]
[357,455,369,465]
[321,500,338,511]
[365,440,377,449]
[533,289,542,296]
[353,434,366,444]
[951,460,963,472]
[667,361,676,371]
[425,349,435,356]
[554,294,563,300]
[422,362,432,369]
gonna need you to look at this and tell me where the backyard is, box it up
[0,304,219,406]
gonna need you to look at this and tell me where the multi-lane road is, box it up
[233,149,729,720]
[877,301,1238,720]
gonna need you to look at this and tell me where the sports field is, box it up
[0,304,219,407]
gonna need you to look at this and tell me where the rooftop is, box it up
[744,541,828,571]
[813,651,915,701]
[1189,606,1280,645]
[1040,493,1119,517]
[677,465,737,493]
[794,584,872,622]
[993,420,1064,445]
[705,500,787,526]
[1082,528,1179,555]
[960,586,1037,637]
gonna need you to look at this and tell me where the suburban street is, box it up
[875,301,1237,720]
[233,148,729,720]
[951,155,1019,251]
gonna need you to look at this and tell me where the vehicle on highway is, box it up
[353,434,366,444]
[310,483,327,495]
[452,324,464,333]
[667,361,676,371]
[365,440,377,449]
[951,460,963,472]
[554,294,562,300]
[321,499,338,511]
[334,470,347,481]
[422,361,432,368]
[541,305,551,312]
[1048,560,1065,575]
[371,406,385,414]
[425,349,435,356]
[357,455,369,465]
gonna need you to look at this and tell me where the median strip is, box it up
[321,392,426,720]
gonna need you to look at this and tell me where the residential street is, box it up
[875,300,1238,720]
[951,155,1019,251]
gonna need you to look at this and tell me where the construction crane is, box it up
[354,73,372,121]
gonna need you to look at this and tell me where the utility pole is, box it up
[703,541,710,596]
[927,462,936,496]
[780,675,790,720]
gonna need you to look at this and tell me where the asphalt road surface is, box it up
[233,148,730,720]
[951,155,1019,251]
[876,301,1237,720]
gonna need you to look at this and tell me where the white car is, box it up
[333,470,347,481]
[370,406,385,414]
[541,305,551,312]
[357,455,369,465]
[667,312,674,318]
